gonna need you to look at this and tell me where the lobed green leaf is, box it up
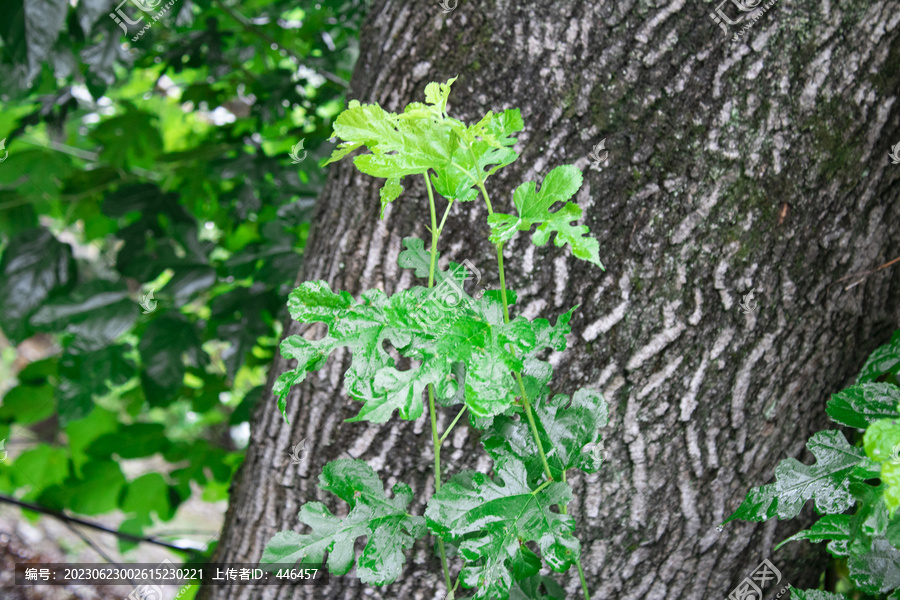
[724,430,866,524]
[325,78,525,213]
[483,360,608,484]
[488,165,603,268]
[261,459,425,586]
[275,238,573,423]
[425,456,580,600]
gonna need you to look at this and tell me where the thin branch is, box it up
[831,255,900,291]
[16,136,163,180]
[0,493,207,555]
[62,522,140,588]
[213,0,349,88]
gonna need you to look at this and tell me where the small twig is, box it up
[0,493,206,555]
[62,522,140,588]
[831,255,900,291]
[16,136,164,180]
[213,0,349,88]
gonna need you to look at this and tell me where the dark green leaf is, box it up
[139,315,206,405]
[848,538,900,594]
[0,227,75,343]
[858,331,900,383]
[76,0,108,36]
[30,280,138,350]
[163,264,217,306]
[510,575,567,600]
[90,108,164,169]
[261,459,425,585]
[776,514,852,555]
[23,0,69,80]
[828,383,900,428]
[88,423,168,459]
[57,344,136,426]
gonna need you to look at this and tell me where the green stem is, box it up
[438,198,455,232]
[576,559,591,599]
[531,478,554,496]
[494,242,512,325]
[475,179,495,215]
[439,405,468,444]
[426,175,440,288]
[517,372,553,479]
[424,173,452,592]
[477,179,591,600]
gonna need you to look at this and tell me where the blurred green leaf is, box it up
[139,315,206,405]
[12,444,68,494]
[30,280,138,350]
[0,382,55,424]
[66,460,127,515]
[88,423,168,459]
[0,227,75,342]
[122,472,173,520]
[90,109,164,169]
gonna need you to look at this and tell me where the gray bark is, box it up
[200,0,900,598]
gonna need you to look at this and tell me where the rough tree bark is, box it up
[201,0,900,598]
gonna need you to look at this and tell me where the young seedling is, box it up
[262,77,609,600]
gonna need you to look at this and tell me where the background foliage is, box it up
[0,0,365,559]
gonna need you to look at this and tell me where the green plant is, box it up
[724,331,900,599]
[261,78,609,600]
[0,0,366,554]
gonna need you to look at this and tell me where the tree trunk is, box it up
[200,0,900,598]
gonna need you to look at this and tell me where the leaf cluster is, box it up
[725,332,900,598]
